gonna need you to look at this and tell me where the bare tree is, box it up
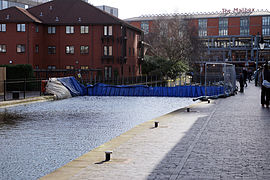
[143,16,206,79]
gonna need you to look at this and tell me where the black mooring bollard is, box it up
[187,108,190,112]
[105,151,113,161]
[154,121,159,128]
[208,99,210,103]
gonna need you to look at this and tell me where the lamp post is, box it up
[255,33,265,86]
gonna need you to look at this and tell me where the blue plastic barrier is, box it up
[58,77,225,98]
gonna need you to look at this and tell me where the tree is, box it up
[143,16,206,79]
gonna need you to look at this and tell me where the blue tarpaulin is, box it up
[57,77,87,96]
[87,83,224,97]
[56,77,224,98]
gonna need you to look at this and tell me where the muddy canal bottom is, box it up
[0,96,194,180]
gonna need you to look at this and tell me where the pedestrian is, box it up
[261,62,270,108]
[243,68,248,87]
[248,69,252,83]
[239,72,244,93]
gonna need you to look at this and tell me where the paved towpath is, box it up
[42,82,270,180]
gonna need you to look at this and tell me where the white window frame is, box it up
[17,24,25,32]
[0,24,6,32]
[66,46,74,54]
[48,26,56,34]
[0,45,7,53]
[48,46,56,54]
[80,46,89,54]
[104,25,113,36]
[66,26,74,34]
[80,26,89,34]
[16,44,25,53]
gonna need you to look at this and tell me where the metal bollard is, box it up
[187,108,190,112]
[105,151,113,161]
[154,121,159,128]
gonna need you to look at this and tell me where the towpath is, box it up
[42,82,270,180]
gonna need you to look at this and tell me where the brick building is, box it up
[125,9,270,67]
[0,0,143,79]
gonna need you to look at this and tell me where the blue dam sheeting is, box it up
[57,77,87,96]
[55,77,224,98]
[86,83,224,97]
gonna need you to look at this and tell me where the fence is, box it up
[1,64,237,101]
[0,79,43,101]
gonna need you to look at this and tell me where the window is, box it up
[48,46,56,54]
[80,46,89,54]
[198,19,207,37]
[66,26,74,34]
[35,25,39,33]
[66,46,74,54]
[0,45,6,53]
[35,45,39,53]
[109,46,112,55]
[104,46,113,56]
[219,18,228,36]
[141,21,149,34]
[240,17,249,35]
[0,24,6,32]
[81,66,89,70]
[110,8,114,15]
[66,65,74,70]
[80,26,89,34]
[48,66,56,70]
[16,44,25,53]
[262,16,270,36]
[17,24,25,32]
[108,26,112,36]
[104,25,113,36]
[104,66,112,79]
[48,26,56,34]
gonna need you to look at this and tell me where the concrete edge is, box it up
[0,96,55,108]
[40,100,208,180]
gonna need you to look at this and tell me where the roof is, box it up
[27,0,141,32]
[0,0,141,32]
[125,10,270,22]
[0,6,41,23]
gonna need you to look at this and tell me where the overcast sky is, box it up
[88,0,269,19]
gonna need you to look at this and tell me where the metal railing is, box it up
[0,79,43,101]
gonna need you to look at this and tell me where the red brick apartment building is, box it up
[126,9,270,66]
[0,0,143,79]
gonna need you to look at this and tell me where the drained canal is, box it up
[0,96,194,180]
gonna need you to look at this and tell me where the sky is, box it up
[88,0,269,19]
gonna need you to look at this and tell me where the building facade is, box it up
[0,0,50,10]
[0,0,143,79]
[125,9,270,67]
[96,5,118,17]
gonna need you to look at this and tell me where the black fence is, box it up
[0,79,43,101]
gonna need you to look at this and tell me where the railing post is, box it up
[24,78,26,99]
[4,80,6,101]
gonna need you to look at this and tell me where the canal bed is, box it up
[0,96,195,180]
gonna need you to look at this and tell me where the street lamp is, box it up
[255,33,265,86]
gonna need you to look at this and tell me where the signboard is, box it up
[0,67,6,95]
[222,8,255,14]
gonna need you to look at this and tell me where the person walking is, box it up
[243,68,248,87]
[261,63,270,108]
[239,72,244,93]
